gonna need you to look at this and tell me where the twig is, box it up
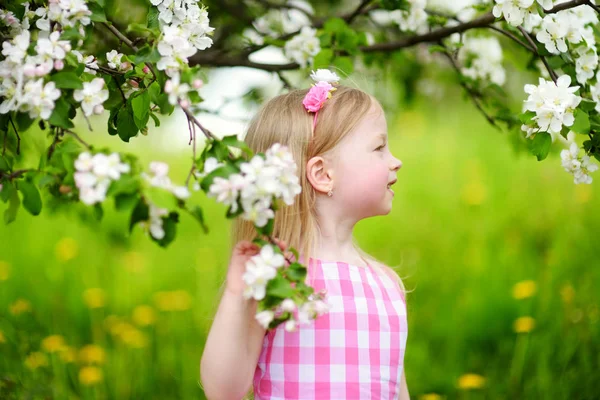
[86,65,126,76]
[487,25,536,53]
[8,116,20,155]
[0,169,32,180]
[347,0,373,24]
[2,128,6,156]
[276,71,293,90]
[64,129,93,150]
[178,102,218,141]
[438,42,499,129]
[185,116,197,186]
[47,128,62,161]
[585,0,600,13]
[102,22,157,80]
[113,75,127,104]
[518,26,558,83]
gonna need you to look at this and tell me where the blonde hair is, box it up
[231,85,405,293]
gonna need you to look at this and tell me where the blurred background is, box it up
[2,0,600,399]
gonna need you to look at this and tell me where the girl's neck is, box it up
[311,223,368,267]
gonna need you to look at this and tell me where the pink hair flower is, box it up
[302,81,336,112]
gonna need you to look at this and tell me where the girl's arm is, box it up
[399,370,410,400]
[200,241,267,400]
[200,288,266,400]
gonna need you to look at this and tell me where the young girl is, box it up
[200,81,409,400]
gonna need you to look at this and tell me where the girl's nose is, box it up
[391,157,402,171]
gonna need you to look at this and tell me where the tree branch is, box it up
[8,116,20,155]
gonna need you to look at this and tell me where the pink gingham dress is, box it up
[253,258,408,399]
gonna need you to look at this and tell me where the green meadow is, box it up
[1,92,599,400]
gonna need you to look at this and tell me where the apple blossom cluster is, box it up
[142,161,191,200]
[74,152,131,205]
[73,78,109,117]
[389,0,428,34]
[149,0,214,75]
[146,203,170,240]
[253,0,312,37]
[492,0,549,31]
[206,143,301,228]
[458,35,506,86]
[243,244,329,331]
[284,26,321,68]
[522,75,581,136]
[560,141,599,184]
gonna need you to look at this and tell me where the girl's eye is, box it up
[376,144,386,151]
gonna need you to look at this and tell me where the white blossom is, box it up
[242,257,278,300]
[164,73,190,105]
[458,35,506,86]
[560,142,599,184]
[389,0,428,34]
[143,161,192,200]
[310,69,340,83]
[74,152,130,205]
[255,310,275,329]
[73,78,109,117]
[35,31,71,62]
[284,26,320,68]
[21,79,61,119]
[523,75,582,134]
[281,299,296,312]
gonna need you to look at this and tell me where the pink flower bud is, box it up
[54,59,64,70]
[143,65,150,74]
[128,79,139,88]
[192,79,203,89]
[179,99,190,108]
[120,61,132,71]
[164,80,173,93]
[23,64,36,77]
[93,105,104,115]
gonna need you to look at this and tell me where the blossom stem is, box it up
[64,129,93,150]
[185,116,197,186]
[8,116,20,156]
[585,0,600,14]
[102,22,157,80]
[486,25,536,53]
[517,27,558,83]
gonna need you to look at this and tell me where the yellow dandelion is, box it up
[154,290,192,312]
[461,181,487,206]
[24,352,49,370]
[512,280,537,300]
[59,346,77,363]
[132,305,156,327]
[79,366,103,386]
[83,288,106,309]
[42,335,66,353]
[9,299,32,315]
[513,316,536,333]
[122,251,146,273]
[457,373,486,389]
[120,328,148,349]
[0,260,10,281]
[420,394,443,400]
[109,321,135,338]
[0,330,6,344]
[55,237,79,262]
[560,284,575,304]
[79,345,106,365]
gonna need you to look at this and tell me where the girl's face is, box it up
[330,101,402,219]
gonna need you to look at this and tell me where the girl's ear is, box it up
[306,156,334,195]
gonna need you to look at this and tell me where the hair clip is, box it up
[302,69,340,131]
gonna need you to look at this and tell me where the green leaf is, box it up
[146,186,178,210]
[3,183,20,224]
[147,6,160,30]
[580,99,597,112]
[547,55,566,70]
[519,111,536,125]
[132,46,161,64]
[528,132,552,161]
[190,206,209,233]
[313,49,334,69]
[131,91,150,129]
[51,72,83,89]
[114,193,139,211]
[286,262,307,283]
[333,56,353,75]
[107,175,139,196]
[571,109,591,134]
[221,135,253,156]
[324,17,348,35]
[88,1,107,22]
[0,155,9,171]
[129,197,149,232]
[155,212,179,247]
[116,106,139,142]
[49,98,75,129]
[199,164,239,192]
[18,180,42,216]
[266,274,294,298]
[93,203,104,220]
[16,112,35,132]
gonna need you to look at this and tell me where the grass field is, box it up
[1,92,599,399]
